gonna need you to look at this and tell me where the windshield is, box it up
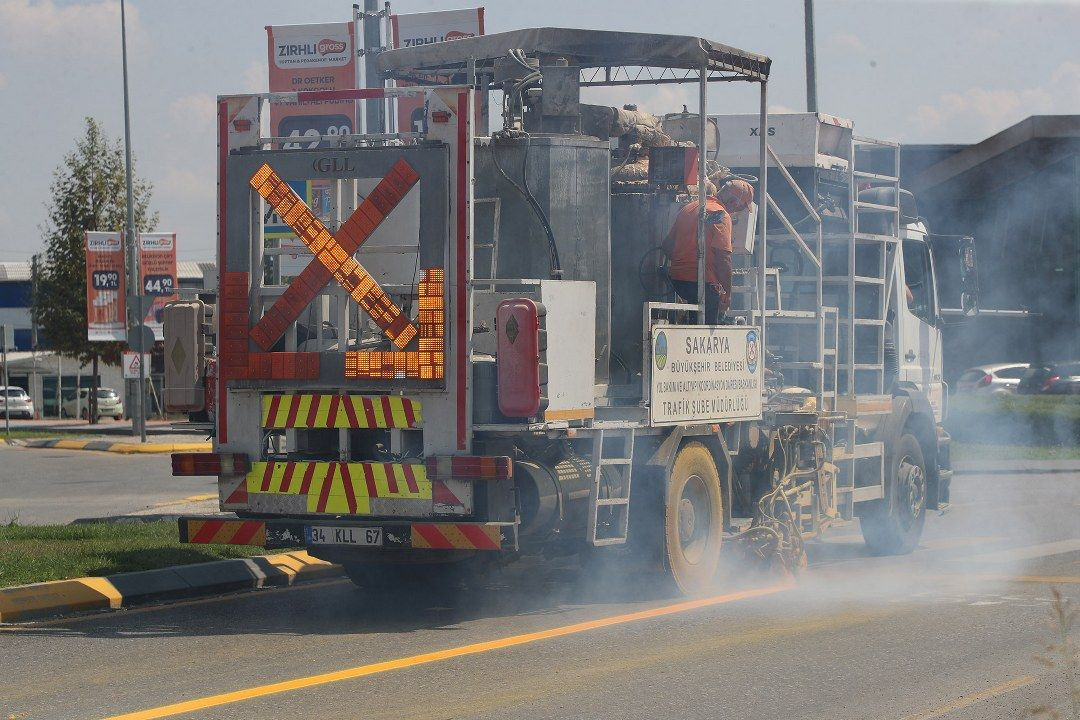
[3,388,27,398]
[97,388,118,399]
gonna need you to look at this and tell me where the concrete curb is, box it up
[0,551,341,622]
[20,438,211,454]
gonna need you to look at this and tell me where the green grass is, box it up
[4,429,74,440]
[951,441,1080,461]
[0,521,268,588]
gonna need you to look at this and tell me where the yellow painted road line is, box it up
[899,675,1036,720]
[103,582,793,720]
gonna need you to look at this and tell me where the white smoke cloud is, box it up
[910,61,1080,141]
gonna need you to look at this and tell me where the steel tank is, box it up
[473,135,612,382]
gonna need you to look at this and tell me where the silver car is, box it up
[0,386,34,419]
[955,363,1029,395]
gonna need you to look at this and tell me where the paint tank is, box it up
[474,135,611,382]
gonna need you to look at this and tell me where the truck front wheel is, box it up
[664,442,724,594]
[860,433,927,555]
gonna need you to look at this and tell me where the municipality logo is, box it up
[745,329,759,373]
[654,331,668,371]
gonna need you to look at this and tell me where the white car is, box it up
[955,363,1029,395]
[62,387,125,420]
[0,386,34,419]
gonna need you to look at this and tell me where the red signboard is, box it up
[138,233,178,341]
[266,22,357,147]
[390,8,484,133]
[85,232,127,341]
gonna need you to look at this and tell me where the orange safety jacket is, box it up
[664,197,732,285]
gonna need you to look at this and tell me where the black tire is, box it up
[860,433,927,555]
[664,442,724,594]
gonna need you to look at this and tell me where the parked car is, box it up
[954,363,1029,395]
[1017,362,1080,395]
[61,387,125,420]
[0,386,34,419]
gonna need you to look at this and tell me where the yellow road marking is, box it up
[102,582,793,720]
[899,675,1036,720]
[149,494,216,509]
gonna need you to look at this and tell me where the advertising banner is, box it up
[649,325,763,425]
[266,22,357,148]
[138,233,178,341]
[85,231,126,341]
[390,8,484,133]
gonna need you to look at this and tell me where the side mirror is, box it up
[958,236,978,316]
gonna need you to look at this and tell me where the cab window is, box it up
[902,239,935,323]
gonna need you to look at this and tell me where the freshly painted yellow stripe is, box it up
[899,675,1036,720]
[102,582,793,720]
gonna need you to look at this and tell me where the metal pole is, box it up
[2,326,10,444]
[804,0,818,112]
[696,62,708,322]
[758,81,769,348]
[352,4,363,135]
[121,0,145,442]
[363,0,385,134]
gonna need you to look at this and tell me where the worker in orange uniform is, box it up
[663,177,755,324]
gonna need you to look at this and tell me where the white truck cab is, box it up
[897,220,945,421]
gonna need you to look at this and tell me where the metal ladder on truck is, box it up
[588,426,635,545]
[828,135,901,519]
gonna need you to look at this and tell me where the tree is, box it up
[31,117,158,421]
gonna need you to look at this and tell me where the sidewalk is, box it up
[953,458,1080,475]
[5,418,195,436]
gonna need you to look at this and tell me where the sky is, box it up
[0,0,1078,262]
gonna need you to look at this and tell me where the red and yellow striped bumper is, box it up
[178,517,515,551]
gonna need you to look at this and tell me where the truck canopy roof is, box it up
[377,27,771,83]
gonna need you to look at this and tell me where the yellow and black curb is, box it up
[21,438,211,454]
[0,551,341,623]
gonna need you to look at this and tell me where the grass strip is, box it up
[0,521,267,588]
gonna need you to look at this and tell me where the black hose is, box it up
[490,136,562,278]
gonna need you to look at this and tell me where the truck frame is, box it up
[166,27,975,594]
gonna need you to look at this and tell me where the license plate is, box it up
[306,526,383,546]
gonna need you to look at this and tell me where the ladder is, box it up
[587,426,635,546]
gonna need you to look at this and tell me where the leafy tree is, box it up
[32,117,157,420]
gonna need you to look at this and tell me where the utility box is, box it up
[711,112,853,171]
[163,300,206,412]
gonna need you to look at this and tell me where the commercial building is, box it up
[901,115,1080,379]
[0,260,215,417]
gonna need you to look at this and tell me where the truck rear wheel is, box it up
[664,442,724,594]
[860,433,927,555]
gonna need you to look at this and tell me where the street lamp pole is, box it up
[804,0,819,113]
[120,0,146,442]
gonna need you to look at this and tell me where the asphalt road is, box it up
[0,445,216,524]
[2,470,1079,720]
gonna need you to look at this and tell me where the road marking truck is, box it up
[165,28,978,593]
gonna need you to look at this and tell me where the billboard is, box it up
[390,8,484,133]
[85,232,126,341]
[266,22,357,148]
[138,233,178,341]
